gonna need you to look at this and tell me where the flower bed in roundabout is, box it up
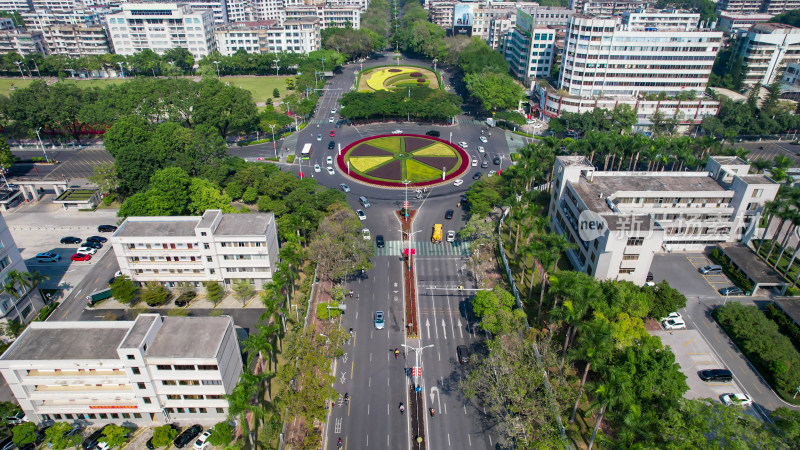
[336,134,469,188]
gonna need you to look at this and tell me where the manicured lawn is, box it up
[357,65,439,92]
[223,76,292,104]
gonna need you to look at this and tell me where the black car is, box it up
[376,235,385,248]
[457,345,470,364]
[146,424,179,449]
[86,236,108,244]
[493,157,501,165]
[445,209,454,220]
[719,286,744,296]
[97,225,117,232]
[425,130,440,137]
[699,369,733,382]
[646,272,654,282]
[460,194,468,203]
[60,236,81,244]
[82,424,111,450]
[81,241,102,249]
[328,140,336,150]
[472,172,482,180]
[174,425,203,449]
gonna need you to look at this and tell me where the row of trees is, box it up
[340,86,461,121]
[702,82,800,138]
[755,184,800,287]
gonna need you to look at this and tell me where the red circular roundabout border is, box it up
[335,134,470,189]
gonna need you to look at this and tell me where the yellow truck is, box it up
[432,224,443,243]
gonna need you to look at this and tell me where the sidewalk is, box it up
[91,290,264,310]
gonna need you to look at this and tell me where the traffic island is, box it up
[398,209,419,338]
[409,384,426,450]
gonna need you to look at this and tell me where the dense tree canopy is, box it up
[340,87,461,121]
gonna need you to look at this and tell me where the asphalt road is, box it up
[48,248,120,321]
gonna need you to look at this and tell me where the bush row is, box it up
[709,247,755,291]
[765,303,800,352]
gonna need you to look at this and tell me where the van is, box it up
[359,196,370,208]
[35,252,60,263]
[699,265,723,275]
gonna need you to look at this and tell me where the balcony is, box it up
[27,369,126,377]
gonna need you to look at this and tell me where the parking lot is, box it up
[8,149,114,181]
[651,252,740,298]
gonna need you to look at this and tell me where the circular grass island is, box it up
[357,66,440,92]
[337,134,469,188]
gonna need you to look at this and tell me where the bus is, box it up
[301,143,312,160]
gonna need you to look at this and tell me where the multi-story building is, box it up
[0,214,44,325]
[505,7,572,84]
[42,24,111,56]
[0,314,243,426]
[0,29,49,55]
[733,22,800,88]
[283,5,360,29]
[427,0,455,29]
[781,61,800,99]
[30,0,78,10]
[111,210,279,290]
[106,3,216,58]
[214,17,320,54]
[569,0,652,15]
[0,17,14,30]
[716,12,774,33]
[0,0,32,12]
[22,9,104,29]
[251,0,283,21]
[716,0,800,15]
[549,155,779,285]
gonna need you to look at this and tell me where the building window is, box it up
[198,365,218,371]
[206,394,223,399]
[747,202,758,211]
[157,365,171,370]
[202,380,222,385]
[174,365,195,370]
[626,237,643,246]
[167,394,181,400]
[621,254,639,261]
[137,382,146,389]
[619,268,635,274]
[131,367,140,375]
[143,397,152,404]
[753,189,763,198]
[183,394,202,400]
[126,355,135,360]
[216,408,225,413]
[179,380,200,386]
[201,231,207,236]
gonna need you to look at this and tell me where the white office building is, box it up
[214,17,321,55]
[0,0,32,12]
[505,7,573,83]
[569,0,652,15]
[733,22,800,88]
[106,3,216,58]
[549,155,779,285]
[283,5,360,29]
[716,12,773,33]
[0,314,243,426]
[0,215,43,325]
[111,210,279,289]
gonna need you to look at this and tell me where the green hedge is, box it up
[765,303,800,352]
[34,302,58,322]
[713,302,800,403]
[287,155,295,163]
[709,247,755,292]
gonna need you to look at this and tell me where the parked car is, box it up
[721,393,753,407]
[193,430,212,450]
[456,345,470,364]
[374,311,385,329]
[719,286,743,296]
[425,130,440,137]
[81,241,102,249]
[391,129,403,134]
[488,170,497,177]
[0,437,13,450]
[5,411,27,425]
[76,247,97,256]
[86,236,108,244]
[362,228,371,240]
[71,253,92,262]
[356,210,366,221]
[699,369,733,382]
[376,235,385,248]
[35,252,61,263]
[699,265,723,275]
[82,424,112,450]
[174,425,203,449]
[660,312,682,322]
[60,236,81,244]
[97,225,117,232]
[662,318,686,330]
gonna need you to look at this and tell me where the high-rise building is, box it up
[716,0,800,15]
[0,214,45,325]
[0,29,49,55]
[0,314,243,426]
[569,0,652,15]
[733,22,800,88]
[105,3,216,58]
[504,7,572,83]
[214,17,321,55]
[283,5,360,29]
[110,210,279,290]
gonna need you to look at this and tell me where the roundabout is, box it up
[336,134,469,188]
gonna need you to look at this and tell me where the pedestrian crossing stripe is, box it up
[375,240,471,256]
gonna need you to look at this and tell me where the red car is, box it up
[71,253,91,261]
[329,130,335,137]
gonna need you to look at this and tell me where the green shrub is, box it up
[110,276,139,305]
[140,282,170,307]
[34,302,58,321]
[204,281,224,305]
[765,303,800,351]
[208,422,234,446]
[150,425,178,448]
[175,290,196,307]
[317,301,341,320]
[287,155,296,163]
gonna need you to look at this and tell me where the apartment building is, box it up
[22,9,104,29]
[781,61,800,99]
[0,18,14,30]
[214,17,320,55]
[549,155,779,285]
[111,210,279,289]
[0,0,32,11]
[43,24,111,56]
[106,3,216,58]
[0,215,43,325]
[283,5,360,29]
[504,7,572,83]
[0,29,48,55]
[427,0,455,29]
[733,22,800,88]
[0,314,243,426]
[569,0,651,15]
[716,12,773,33]
[716,0,800,15]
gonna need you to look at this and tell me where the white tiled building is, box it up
[0,314,243,426]
[105,3,216,58]
[0,29,49,55]
[549,155,779,285]
[733,22,800,88]
[716,12,773,33]
[569,0,652,15]
[283,5,360,29]
[111,210,279,289]
[504,7,572,84]
[0,214,43,325]
[715,0,800,15]
[214,17,321,55]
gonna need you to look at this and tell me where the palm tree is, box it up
[773,211,800,269]
[757,199,780,253]
[532,233,577,324]
[550,298,589,371]
[586,367,634,450]
[243,324,277,372]
[570,319,615,423]
[0,279,23,323]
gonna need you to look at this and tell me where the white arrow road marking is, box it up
[441,318,447,339]
[425,318,431,339]
[429,386,442,411]
[458,319,464,339]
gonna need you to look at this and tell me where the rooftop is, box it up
[115,219,199,238]
[215,213,274,236]
[146,316,231,359]
[120,314,158,349]
[2,324,130,361]
[559,155,593,167]
[719,243,788,286]
[603,214,657,232]
[774,298,800,327]
[737,175,776,185]
[711,156,747,165]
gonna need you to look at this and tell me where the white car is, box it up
[391,129,403,134]
[453,179,463,187]
[533,122,544,129]
[356,210,366,220]
[313,164,321,173]
[477,146,485,153]
[326,156,333,165]
[362,228,371,240]
[328,117,335,123]
[526,119,536,125]
[457,141,468,148]
[77,247,97,255]
[316,134,322,141]
[488,170,497,177]
[662,318,686,330]
[661,312,683,322]
[331,108,337,114]
[193,430,212,450]
[446,230,456,242]
[326,167,335,175]
[479,136,488,143]
[471,158,478,167]
[721,393,753,407]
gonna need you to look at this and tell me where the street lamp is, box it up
[407,86,411,123]
[449,131,452,144]
[213,60,220,77]
[432,58,438,72]
[402,179,411,222]
[401,343,434,388]
[117,61,125,78]
[274,58,280,76]
[398,229,422,271]
[35,127,48,163]
[14,61,25,80]
[320,57,326,72]
[269,124,277,158]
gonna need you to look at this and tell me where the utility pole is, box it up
[117,61,125,78]
[14,61,25,79]
[213,60,220,77]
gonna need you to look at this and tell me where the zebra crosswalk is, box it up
[375,240,471,257]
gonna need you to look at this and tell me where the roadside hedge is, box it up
[713,302,800,402]
[765,303,800,352]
